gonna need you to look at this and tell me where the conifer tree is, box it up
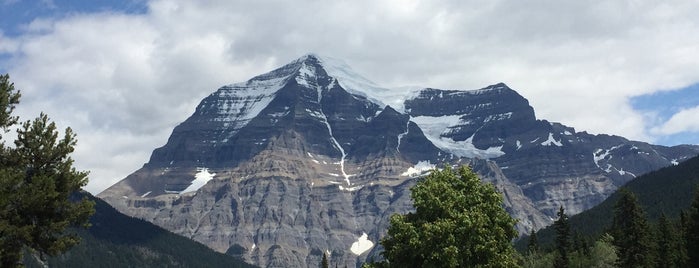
[527,229,539,253]
[0,74,94,267]
[611,189,653,268]
[553,206,570,268]
[321,252,328,268]
[655,213,678,268]
[687,186,699,267]
[678,210,690,266]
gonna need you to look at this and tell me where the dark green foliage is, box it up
[655,213,680,268]
[553,206,570,268]
[521,233,617,268]
[688,187,699,267]
[527,229,539,253]
[677,211,690,266]
[380,165,519,267]
[0,74,94,267]
[24,193,256,268]
[321,252,329,268]
[517,154,699,250]
[0,74,20,136]
[572,232,590,257]
[611,189,653,268]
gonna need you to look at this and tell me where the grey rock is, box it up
[99,54,699,268]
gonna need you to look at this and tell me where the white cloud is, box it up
[652,106,699,135]
[2,0,699,193]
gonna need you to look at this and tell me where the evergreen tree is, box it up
[553,206,570,268]
[527,229,539,253]
[321,252,328,268]
[678,210,690,266]
[611,188,653,268]
[687,186,699,267]
[570,231,591,258]
[380,165,519,267]
[0,74,94,267]
[0,74,20,135]
[655,213,679,268]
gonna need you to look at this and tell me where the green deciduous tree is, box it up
[611,189,653,268]
[588,233,618,268]
[0,74,94,267]
[553,206,570,268]
[380,165,519,267]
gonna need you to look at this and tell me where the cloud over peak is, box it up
[1,0,698,193]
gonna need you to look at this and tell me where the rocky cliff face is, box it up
[98,54,699,268]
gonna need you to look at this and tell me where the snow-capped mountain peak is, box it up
[99,54,699,268]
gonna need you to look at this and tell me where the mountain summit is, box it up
[99,54,699,268]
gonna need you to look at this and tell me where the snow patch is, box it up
[617,168,636,177]
[309,74,354,186]
[339,185,363,192]
[541,133,563,146]
[315,55,423,112]
[401,160,435,177]
[181,168,216,194]
[671,159,679,165]
[350,233,374,255]
[411,115,505,159]
[593,149,611,168]
[593,144,624,170]
[483,112,513,123]
[396,119,410,152]
[213,75,287,142]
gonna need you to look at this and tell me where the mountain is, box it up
[517,154,699,250]
[24,193,256,268]
[98,54,699,268]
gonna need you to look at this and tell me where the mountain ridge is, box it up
[98,54,699,268]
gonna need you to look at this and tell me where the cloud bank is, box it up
[1,0,698,193]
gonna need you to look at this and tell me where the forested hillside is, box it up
[519,153,699,249]
[25,193,257,268]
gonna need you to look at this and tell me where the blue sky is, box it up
[631,83,699,145]
[1,1,698,193]
[0,0,146,37]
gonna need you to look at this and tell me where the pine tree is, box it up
[678,210,690,266]
[0,74,20,135]
[527,229,539,253]
[611,188,653,268]
[0,74,94,267]
[321,252,329,268]
[687,186,699,267]
[380,165,519,267]
[553,206,570,268]
[655,213,678,268]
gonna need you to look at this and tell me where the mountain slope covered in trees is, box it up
[25,193,257,268]
[519,153,699,250]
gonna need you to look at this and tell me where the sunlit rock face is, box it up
[99,54,699,268]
